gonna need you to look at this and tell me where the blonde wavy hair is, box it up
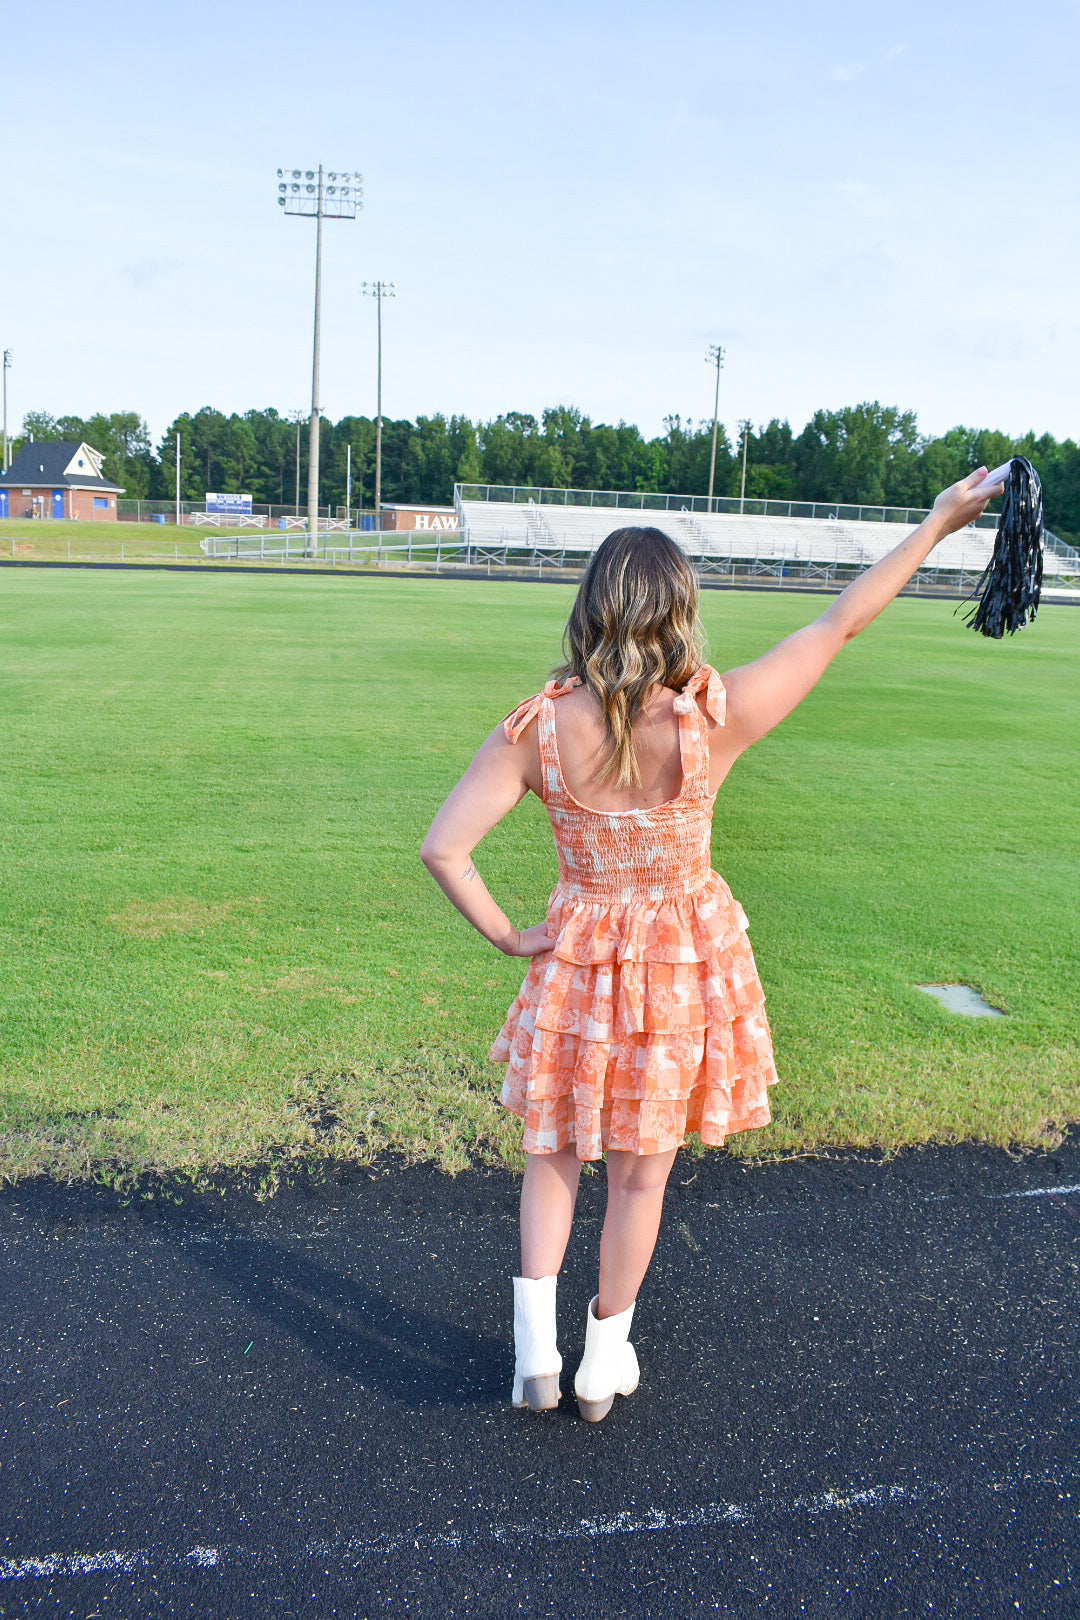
[553,526,705,789]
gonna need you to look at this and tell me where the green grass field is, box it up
[2,519,205,563]
[0,568,1077,1189]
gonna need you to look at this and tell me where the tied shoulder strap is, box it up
[502,677,582,744]
[672,664,726,795]
[672,664,726,725]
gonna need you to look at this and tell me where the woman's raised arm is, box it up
[716,469,1001,760]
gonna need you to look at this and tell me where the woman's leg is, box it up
[520,1145,582,1278]
[597,1147,679,1317]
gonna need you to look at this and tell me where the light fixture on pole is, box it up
[361,280,396,533]
[739,419,751,514]
[705,344,725,512]
[2,349,11,473]
[277,166,363,553]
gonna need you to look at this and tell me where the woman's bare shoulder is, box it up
[560,681,680,717]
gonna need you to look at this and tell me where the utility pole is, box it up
[739,419,751,514]
[362,281,396,532]
[346,441,352,527]
[175,432,181,528]
[276,166,362,554]
[705,344,725,511]
[2,349,11,473]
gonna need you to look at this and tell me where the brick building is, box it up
[379,503,459,533]
[0,441,123,520]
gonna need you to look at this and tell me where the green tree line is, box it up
[16,401,1080,543]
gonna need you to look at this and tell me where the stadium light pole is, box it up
[739,419,751,514]
[2,349,11,473]
[705,345,725,511]
[361,281,396,531]
[277,166,363,553]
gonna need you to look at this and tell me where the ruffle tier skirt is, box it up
[490,871,778,1159]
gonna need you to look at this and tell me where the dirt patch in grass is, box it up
[242,968,362,1004]
[107,897,237,938]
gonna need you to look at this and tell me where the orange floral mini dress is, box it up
[490,664,778,1159]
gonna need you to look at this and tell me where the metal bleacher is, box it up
[454,485,1078,585]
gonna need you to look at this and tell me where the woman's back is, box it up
[518,679,729,815]
[503,666,726,911]
[547,684,688,814]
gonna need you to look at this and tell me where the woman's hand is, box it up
[505,922,556,958]
[931,467,1002,539]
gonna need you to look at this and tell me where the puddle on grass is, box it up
[917,983,1006,1018]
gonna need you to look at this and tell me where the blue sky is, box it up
[2,0,1077,451]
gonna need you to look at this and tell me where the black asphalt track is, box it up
[2,1138,1078,1619]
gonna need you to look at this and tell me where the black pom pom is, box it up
[962,457,1044,638]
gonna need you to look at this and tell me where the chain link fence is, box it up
[116,500,380,530]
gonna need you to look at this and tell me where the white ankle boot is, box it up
[511,1275,562,1411]
[573,1294,639,1422]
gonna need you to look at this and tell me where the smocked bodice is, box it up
[503,665,726,904]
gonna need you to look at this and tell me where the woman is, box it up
[420,469,999,1422]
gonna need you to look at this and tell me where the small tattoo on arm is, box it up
[462,862,478,883]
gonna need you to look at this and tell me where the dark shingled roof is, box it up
[0,442,124,492]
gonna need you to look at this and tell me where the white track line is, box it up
[987,1184,1080,1199]
[924,1183,1080,1203]
[8,1474,1073,1581]
[0,1547,220,1579]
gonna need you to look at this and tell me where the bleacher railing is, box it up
[455,482,1001,530]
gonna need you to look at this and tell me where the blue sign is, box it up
[205,492,252,514]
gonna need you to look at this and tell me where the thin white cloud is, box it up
[803,245,896,300]
[833,179,890,218]
[120,257,182,290]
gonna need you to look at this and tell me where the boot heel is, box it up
[522,1374,561,1412]
[576,1394,614,1423]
